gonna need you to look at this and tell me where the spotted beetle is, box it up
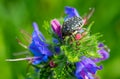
[62,16,84,38]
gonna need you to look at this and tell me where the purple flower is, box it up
[93,43,109,63]
[51,19,62,37]
[65,6,80,20]
[98,43,104,48]
[29,22,52,65]
[75,56,102,79]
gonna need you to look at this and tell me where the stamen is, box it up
[87,8,95,20]
[20,29,32,43]
[83,8,95,25]
[13,51,29,56]
[6,57,39,62]
[16,37,28,49]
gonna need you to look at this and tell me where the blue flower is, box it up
[75,56,102,79]
[29,22,52,65]
[65,6,80,21]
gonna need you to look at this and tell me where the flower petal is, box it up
[33,22,45,41]
[98,43,104,48]
[29,22,52,64]
[75,57,102,79]
[98,48,109,60]
[93,43,109,63]
[65,6,80,20]
[32,55,48,65]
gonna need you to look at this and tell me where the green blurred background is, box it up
[0,0,120,79]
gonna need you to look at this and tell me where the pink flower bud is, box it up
[51,19,62,37]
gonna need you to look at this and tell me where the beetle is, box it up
[62,8,94,39]
[62,16,84,38]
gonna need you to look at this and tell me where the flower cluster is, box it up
[8,6,109,79]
